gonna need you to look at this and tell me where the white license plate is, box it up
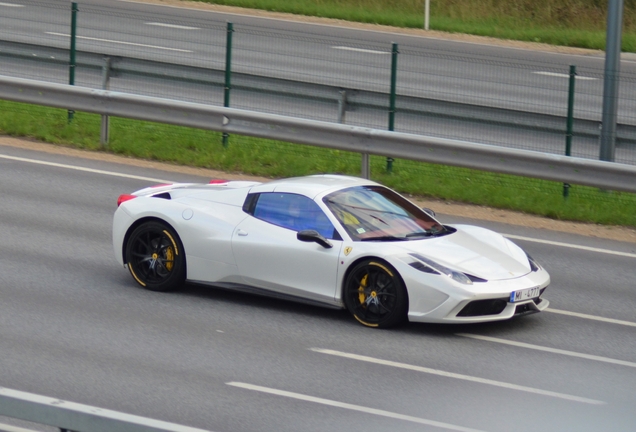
[510,286,540,303]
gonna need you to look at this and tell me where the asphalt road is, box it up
[5,0,636,165]
[1,143,636,432]
[2,0,636,122]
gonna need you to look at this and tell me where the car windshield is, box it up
[324,186,447,241]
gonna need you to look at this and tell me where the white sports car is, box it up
[113,174,549,328]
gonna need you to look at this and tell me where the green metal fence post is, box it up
[222,22,234,147]
[100,57,112,147]
[68,2,78,123]
[563,65,577,198]
[386,42,398,173]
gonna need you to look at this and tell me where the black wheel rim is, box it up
[129,228,177,285]
[347,263,398,325]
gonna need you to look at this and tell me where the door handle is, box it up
[237,229,248,236]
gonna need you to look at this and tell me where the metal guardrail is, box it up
[3,40,636,146]
[0,387,212,432]
[1,75,636,193]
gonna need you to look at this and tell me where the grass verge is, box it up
[2,100,635,228]
[194,0,636,51]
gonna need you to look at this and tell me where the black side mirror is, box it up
[422,207,436,217]
[297,229,333,249]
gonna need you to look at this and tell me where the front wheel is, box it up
[343,259,408,328]
[125,221,186,292]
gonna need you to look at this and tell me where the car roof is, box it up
[248,174,379,198]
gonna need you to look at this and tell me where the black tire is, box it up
[125,221,186,292]
[343,259,408,328]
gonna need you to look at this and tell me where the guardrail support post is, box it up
[361,153,370,179]
[67,2,78,123]
[337,90,347,124]
[222,22,234,148]
[386,42,398,173]
[100,57,112,147]
[563,65,576,199]
[424,0,430,30]
[599,0,623,163]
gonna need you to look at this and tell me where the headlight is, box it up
[408,254,474,285]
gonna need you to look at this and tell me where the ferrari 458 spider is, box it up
[113,174,549,328]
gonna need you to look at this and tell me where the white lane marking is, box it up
[533,71,597,80]
[145,22,199,30]
[502,233,636,258]
[0,2,24,6]
[3,151,633,258]
[310,348,604,405]
[227,382,488,432]
[116,0,636,64]
[457,333,636,368]
[332,46,389,55]
[546,308,636,328]
[44,32,193,53]
[0,154,173,183]
[3,150,635,263]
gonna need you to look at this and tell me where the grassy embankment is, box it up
[2,0,636,227]
[199,0,636,51]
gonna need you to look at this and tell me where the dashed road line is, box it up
[457,333,636,368]
[546,308,636,327]
[0,154,172,183]
[331,46,389,55]
[310,348,604,405]
[45,32,193,52]
[533,71,597,80]
[227,382,489,432]
[145,22,199,30]
[502,234,636,258]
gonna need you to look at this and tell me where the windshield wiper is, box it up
[360,235,408,242]
[405,231,433,239]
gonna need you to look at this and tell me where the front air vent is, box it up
[457,298,508,317]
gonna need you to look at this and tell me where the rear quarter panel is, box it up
[114,196,248,283]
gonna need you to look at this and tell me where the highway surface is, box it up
[5,0,633,113]
[1,142,636,432]
[4,0,636,165]
[2,1,636,130]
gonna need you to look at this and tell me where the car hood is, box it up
[399,225,531,280]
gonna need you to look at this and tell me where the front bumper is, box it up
[405,266,551,324]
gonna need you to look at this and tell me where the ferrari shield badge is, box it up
[344,246,353,256]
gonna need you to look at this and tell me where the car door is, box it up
[231,192,343,305]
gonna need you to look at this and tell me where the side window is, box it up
[252,193,336,239]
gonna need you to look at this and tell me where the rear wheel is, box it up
[343,259,408,328]
[125,221,186,292]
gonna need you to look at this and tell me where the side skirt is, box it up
[188,280,345,310]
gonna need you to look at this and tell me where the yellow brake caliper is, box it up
[162,230,178,272]
[358,273,368,306]
[165,246,174,271]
